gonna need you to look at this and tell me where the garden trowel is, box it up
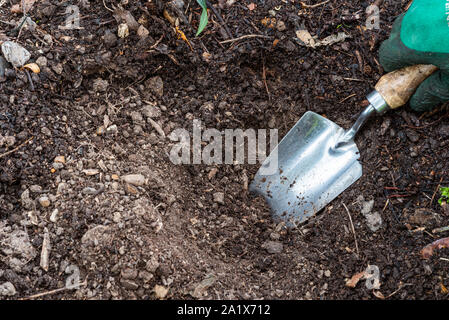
[250,64,437,227]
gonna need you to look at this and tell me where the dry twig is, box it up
[262,58,270,101]
[430,176,444,207]
[21,279,88,300]
[219,34,272,44]
[102,0,114,12]
[300,0,330,8]
[0,137,33,159]
[343,203,359,256]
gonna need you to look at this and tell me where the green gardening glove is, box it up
[379,0,449,112]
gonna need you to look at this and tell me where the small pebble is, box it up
[122,174,145,186]
[262,240,283,254]
[213,192,225,204]
[38,196,50,208]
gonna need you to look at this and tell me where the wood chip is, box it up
[148,118,166,138]
[54,155,65,164]
[40,228,50,272]
[345,271,366,288]
[82,169,100,176]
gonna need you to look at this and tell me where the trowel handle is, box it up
[374,64,438,109]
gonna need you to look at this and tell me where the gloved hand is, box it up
[379,0,449,112]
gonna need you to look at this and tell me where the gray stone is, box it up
[52,162,64,170]
[0,282,16,296]
[365,212,382,232]
[439,125,449,138]
[121,268,138,280]
[130,111,143,123]
[38,196,50,208]
[103,29,117,47]
[2,136,15,147]
[142,105,162,118]
[120,279,139,290]
[29,185,42,193]
[262,240,283,254]
[405,130,420,143]
[81,225,112,246]
[1,41,30,67]
[20,189,34,210]
[361,200,374,215]
[93,78,109,92]
[139,270,154,283]
[172,0,185,9]
[145,256,160,273]
[35,56,48,68]
[51,63,63,75]
[0,224,37,272]
[213,192,225,205]
[276,20,286,32]
[146,76,164,97]
[82,187,98,195]
[122,174,145,186]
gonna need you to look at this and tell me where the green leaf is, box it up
[197,0,207,10]
[438,187,449,205]
[196,0,208,36]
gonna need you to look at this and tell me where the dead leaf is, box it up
[208,168,218,180]
[163,9,176,26]
[11,0,36,13]
[23,62,40,73]
[202,52,212,62]
[113,9,139,31]
[319,33,351,46]
[261,17,276,29]
[247,3,256,10]
[421,237,449,259]
[345,271,366,288]
[175,26,193,51]
[295,29,316,47]
[295,29,351,48]
[373,290,385,299]
[117,23,129,39]
[10,5,19,12]
[441,283,448,295]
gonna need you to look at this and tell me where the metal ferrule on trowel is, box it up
[337,64,438,148]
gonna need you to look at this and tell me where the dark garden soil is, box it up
[0,0,448,300]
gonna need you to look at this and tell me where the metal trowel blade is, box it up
[250,111,362,227]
